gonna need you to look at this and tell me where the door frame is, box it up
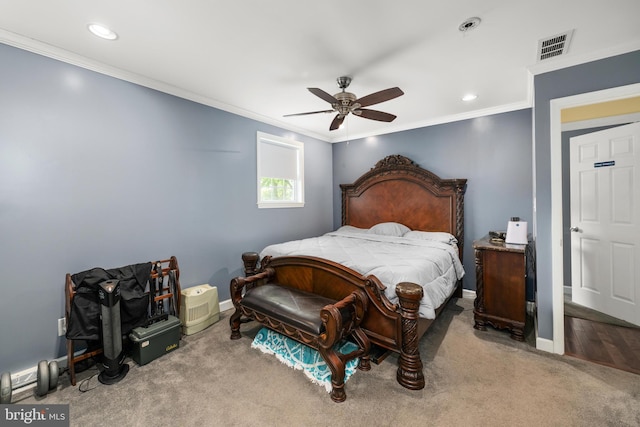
[549,83,640,354]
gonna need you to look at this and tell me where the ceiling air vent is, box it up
[537,30,574,61]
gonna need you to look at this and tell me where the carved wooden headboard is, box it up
[340,155,468,256]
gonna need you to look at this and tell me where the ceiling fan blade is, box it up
[355,87,404,108]
[355,108,397,122]
[284,109,335,117]
[329,114,345,131]
[308,88,339,104]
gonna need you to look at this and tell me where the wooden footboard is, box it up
[240,255,459,390]
[230,272,371,402]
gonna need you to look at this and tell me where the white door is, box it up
[570,121,640,326]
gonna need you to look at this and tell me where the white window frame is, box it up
[256,131,304,208]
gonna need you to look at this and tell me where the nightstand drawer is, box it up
[482,250,526,323]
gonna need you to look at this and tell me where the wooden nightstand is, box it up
[473,235,530,341]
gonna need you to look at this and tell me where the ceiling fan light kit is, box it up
[285,76,404,131]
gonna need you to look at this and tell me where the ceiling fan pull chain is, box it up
[345,115,349,143]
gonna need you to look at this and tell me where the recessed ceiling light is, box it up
[87,23,118,40]
[462,94,478,102]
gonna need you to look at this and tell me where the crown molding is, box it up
[0,29,331,143]
[329,100,533,143]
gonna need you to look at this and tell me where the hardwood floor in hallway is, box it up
[564,315,640,375]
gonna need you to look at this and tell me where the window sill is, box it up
[258,202,305,209]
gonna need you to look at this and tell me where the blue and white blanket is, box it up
[251,327,359,393]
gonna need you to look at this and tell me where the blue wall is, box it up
[0,43,333,373]
[534,50,640,340]
[332,109,534,291]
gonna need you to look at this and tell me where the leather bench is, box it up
[229,269,371,402]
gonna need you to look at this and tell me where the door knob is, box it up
[569,226,580,232]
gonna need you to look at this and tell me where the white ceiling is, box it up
[1,0,639,142]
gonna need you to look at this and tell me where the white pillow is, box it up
[367,222,411,237]
[336,225,368,234]
[404,230,458,244]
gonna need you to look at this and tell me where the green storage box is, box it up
[129,315,181,365]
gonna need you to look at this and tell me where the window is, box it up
[257,132,304,208]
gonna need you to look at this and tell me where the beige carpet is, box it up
[13,298,640,427]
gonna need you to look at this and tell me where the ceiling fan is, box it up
[284,76,404,131]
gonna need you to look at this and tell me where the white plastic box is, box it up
[179,284,220,335]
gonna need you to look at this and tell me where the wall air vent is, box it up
[537,30,574,61]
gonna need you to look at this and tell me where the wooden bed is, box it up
[239,154,467,389]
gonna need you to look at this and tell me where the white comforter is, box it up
[260,228,465,319]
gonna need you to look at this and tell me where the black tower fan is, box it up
[98,280,129,384]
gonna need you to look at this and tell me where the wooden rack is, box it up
[64,256,181,386]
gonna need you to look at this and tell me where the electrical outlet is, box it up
[57,317,66,336]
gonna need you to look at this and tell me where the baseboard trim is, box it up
[536,336,555,353]
[462,289,476,299]
[528,300,554,353]
[220,299,233,313]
